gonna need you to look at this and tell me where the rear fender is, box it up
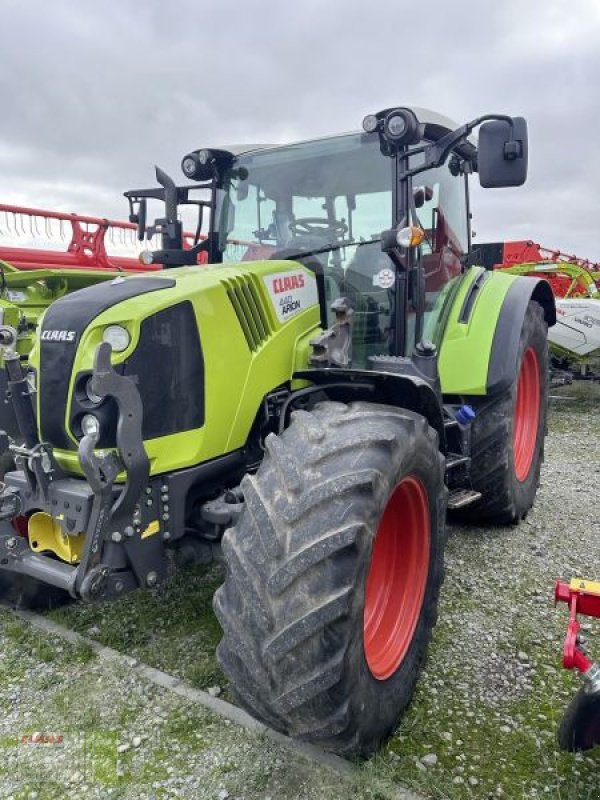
[486,276,555,394]
[439,269,555,396]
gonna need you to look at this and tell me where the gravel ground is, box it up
[0,612,386,799]
[2,382,599,798]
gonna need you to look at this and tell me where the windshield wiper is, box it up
[279,238,380,262]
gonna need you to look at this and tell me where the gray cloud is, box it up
[0,0,598,259]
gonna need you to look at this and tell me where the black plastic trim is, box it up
[487,276,555,394]
[458,269,489,323]
[294,368,446,452]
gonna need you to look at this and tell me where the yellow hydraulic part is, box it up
[28,512,84,564]
[569,578,600,597]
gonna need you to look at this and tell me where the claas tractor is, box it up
[0,107,555,757]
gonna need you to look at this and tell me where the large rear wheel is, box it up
[214,401,446,757]
[452,300,548,524]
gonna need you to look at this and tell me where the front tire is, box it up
[453,300,549,524]
[214,401,446,757]
[0,520,71,610]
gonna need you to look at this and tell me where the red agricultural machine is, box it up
[555,579,600,751]
[475,240,600,380]
[0,202,207,271]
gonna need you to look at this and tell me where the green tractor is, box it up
[0,107,554,757]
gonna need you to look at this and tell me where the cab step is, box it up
[447,489,482,509]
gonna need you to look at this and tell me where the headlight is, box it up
[382,108,421,145]
[102,325,131,353]
[81,414,100,439]
[85,377,103,404]
[181,156,197,177]
[385,113,408,139]
[362,114,379,134]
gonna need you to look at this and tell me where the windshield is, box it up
[220,133,395,362]
[221,133,391,258]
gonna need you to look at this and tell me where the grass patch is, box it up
[46,563,226,691]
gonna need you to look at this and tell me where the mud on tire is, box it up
[452,300,549,524]
[214,401,446,757]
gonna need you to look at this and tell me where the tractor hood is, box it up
[29,262,321,476]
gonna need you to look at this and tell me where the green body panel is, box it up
[28,261,321,476]
[0,262,123,363]
[437,266,520,395]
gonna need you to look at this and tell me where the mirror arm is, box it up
[400,113,519,180]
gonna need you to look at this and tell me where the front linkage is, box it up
[0,327,169,602]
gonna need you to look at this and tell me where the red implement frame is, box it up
[495,240,600,300]
[500,240,600,271]
[555,580,600,673]
[0,203,208,271]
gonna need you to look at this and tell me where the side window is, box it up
[223,185,276,263]
[413,164,468,337]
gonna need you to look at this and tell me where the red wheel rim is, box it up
[513,347,541,482]
[363,476,430,681]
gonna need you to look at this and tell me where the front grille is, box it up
[39,276,175,451]
[69,301,205,448]
[223,275,273,351]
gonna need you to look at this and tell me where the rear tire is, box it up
[214,401,446,757]
[452,300,548,524]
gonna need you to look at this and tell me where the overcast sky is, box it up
[0,0,598,260]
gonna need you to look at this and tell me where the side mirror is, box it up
[478,117,528,188]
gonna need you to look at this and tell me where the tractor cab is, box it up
[216,118,471,364]
[128,107,528,370]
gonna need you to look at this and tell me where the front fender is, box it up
[293,368,446,452]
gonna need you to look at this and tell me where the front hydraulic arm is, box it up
[555,579,600,685]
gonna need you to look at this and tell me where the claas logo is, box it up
[272,274,305,294]
[41,330,76,342]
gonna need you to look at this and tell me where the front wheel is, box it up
[214,401,447,757]
[453,300,549,524]
[0,520,71,610]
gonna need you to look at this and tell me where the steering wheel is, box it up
[288,217,348,238]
